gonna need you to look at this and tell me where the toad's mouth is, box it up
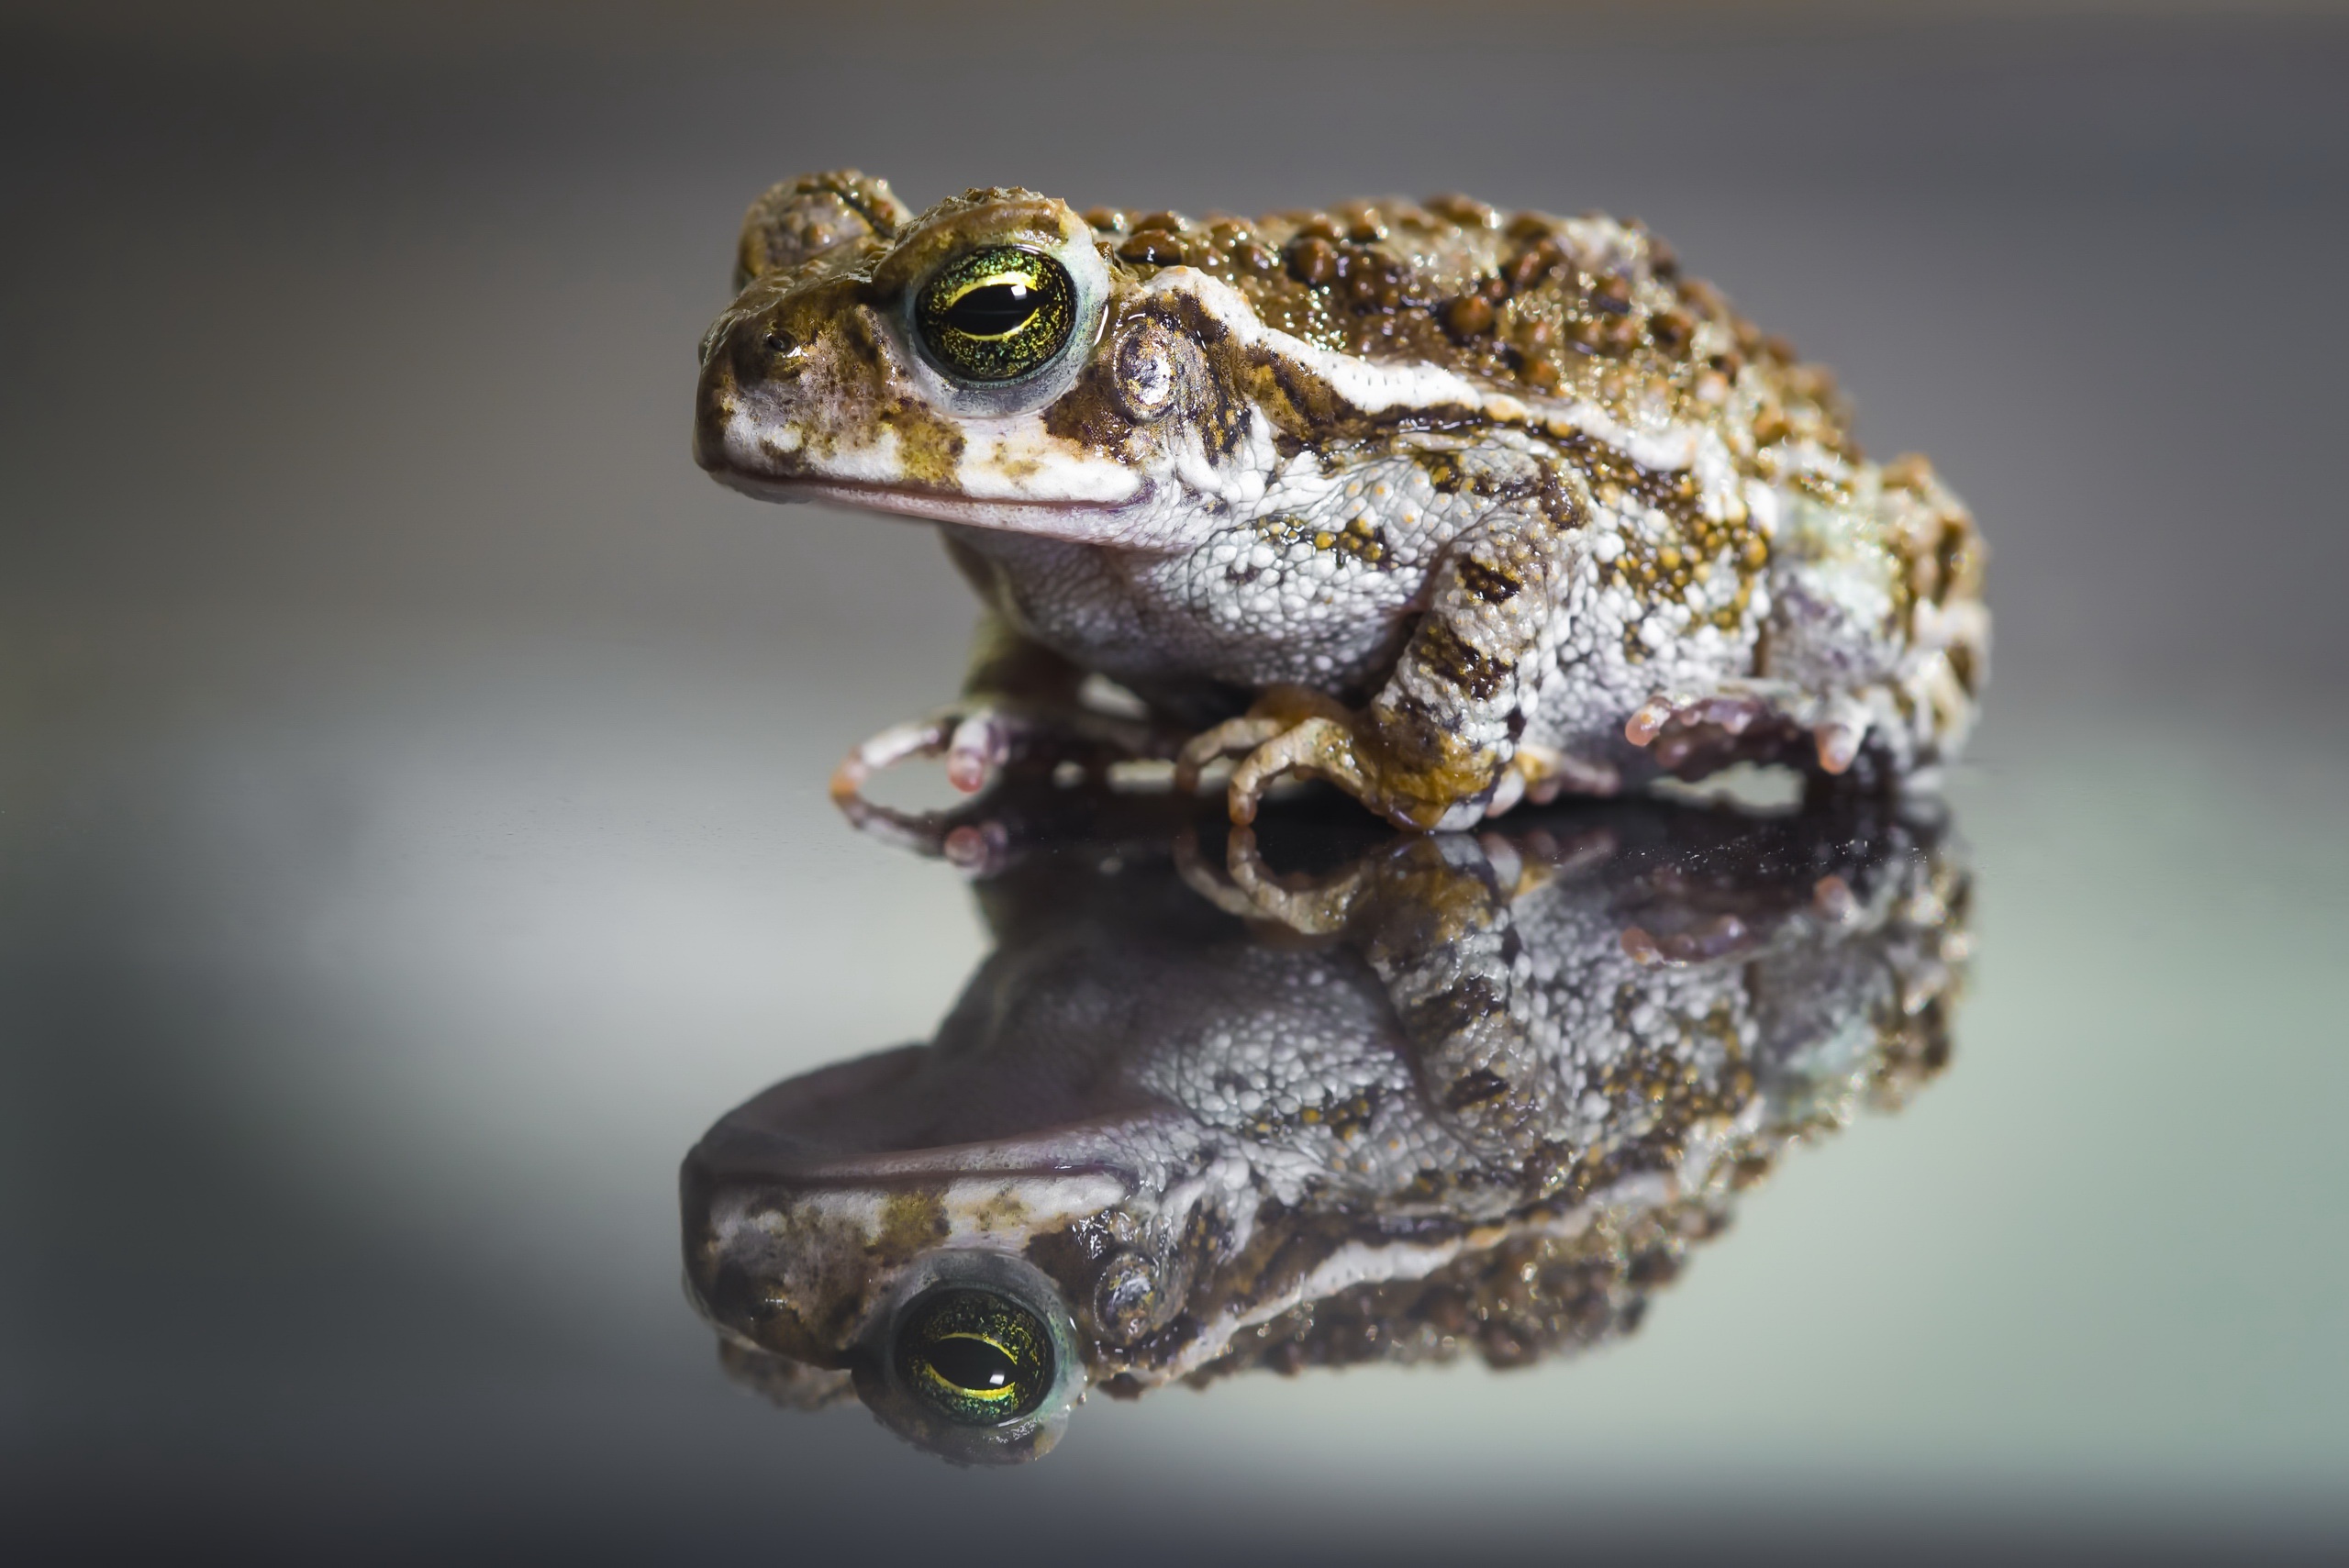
[707,469,1158,541]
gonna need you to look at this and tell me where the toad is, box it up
[695,172,1987,828]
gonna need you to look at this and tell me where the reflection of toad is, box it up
[681,795,1968,1462]
[695,172,1986,830]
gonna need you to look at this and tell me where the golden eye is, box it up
[892,1285,1055,1426]
[915,246,1076,384]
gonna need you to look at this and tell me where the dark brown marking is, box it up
[1119,230,1185,266]
[1444,295,1496,339]
[1402,976,1505,1040]
[1286,236,1340,287]
[1445,1069,1510,1112]
[1424,192,1497,228]
[1455,556,1521,605]
[1415,620,1512,703]
[1946,642,1977,696]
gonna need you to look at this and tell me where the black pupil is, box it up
[927,1335,1018,1392]
[946,283,1039,338]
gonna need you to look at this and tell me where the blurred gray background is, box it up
[4,2,2345,1560]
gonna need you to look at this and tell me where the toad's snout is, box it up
[692,315,813,488]
[690,345,740,476]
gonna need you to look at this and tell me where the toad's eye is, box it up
[892,1285,1054,1426]
[915,246,1076,384]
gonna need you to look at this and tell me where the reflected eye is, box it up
[892,1285,1054,1426]
[915,246,1076,384]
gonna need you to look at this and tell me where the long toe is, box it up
[1226,717,1358,824]
[1175,715,1286,793]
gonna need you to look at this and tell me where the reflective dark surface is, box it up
[685,793,1967,1462]
[7,3,2348,1561]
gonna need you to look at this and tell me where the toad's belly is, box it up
[944,523,1429,697]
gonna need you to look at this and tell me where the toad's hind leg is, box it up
[1671,453,1987,788]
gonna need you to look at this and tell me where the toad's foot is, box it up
[1622,685,1872,779]
[1174,686,1497,832]
[830,702,1180,813]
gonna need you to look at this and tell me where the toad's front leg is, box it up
[831,613,1186,815]
[1178,506,1578,831]
[1197,828,1565,1167]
